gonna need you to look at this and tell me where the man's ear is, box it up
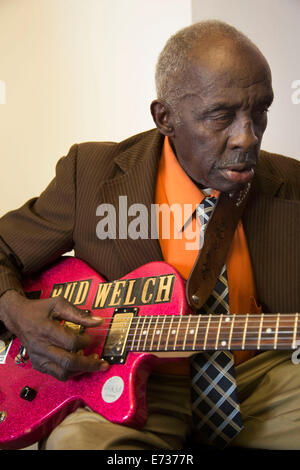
[150,100,175,137]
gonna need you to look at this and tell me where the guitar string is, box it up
[68,314,299,347]
[70,339,298,351]
[85,322,298,336]
[84,314,297,325]
[83,315,298,332]
[85,322,298,333]
[84,313,297,320]
[82,314,299,349]
[84,337,297,351]
[81,328,299,343]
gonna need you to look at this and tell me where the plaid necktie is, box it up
[190,196,243,448]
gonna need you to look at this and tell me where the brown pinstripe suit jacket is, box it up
[0,128,299,314]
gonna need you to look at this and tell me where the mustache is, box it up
[216,150,258,170]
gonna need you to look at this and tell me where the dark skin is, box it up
[0,36,274,382]
[0,290,109,381]
[151,37,274,193]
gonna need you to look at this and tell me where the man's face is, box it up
[169,44,274,193]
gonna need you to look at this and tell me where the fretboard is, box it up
[125,313,300,353]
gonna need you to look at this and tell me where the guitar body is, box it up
[0,257,191,450]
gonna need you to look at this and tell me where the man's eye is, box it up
[210,113,233,121]
[204,113,234,128]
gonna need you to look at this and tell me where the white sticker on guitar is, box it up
[0,339,12,364]
[101,376,124,403]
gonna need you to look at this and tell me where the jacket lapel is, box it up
[99,130,164,273]
[243,154,300,313]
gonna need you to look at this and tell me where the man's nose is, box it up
[228,119,259,151]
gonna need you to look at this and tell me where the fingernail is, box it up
[80,309,90,316]
[100,361,110,371]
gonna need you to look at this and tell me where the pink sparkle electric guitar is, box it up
[0,257,299,449]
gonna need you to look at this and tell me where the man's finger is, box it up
[49,297,104,327]
[38,319,91,352]
[30,354,70,381]
[32,345,110,377]
[47,344,109,373]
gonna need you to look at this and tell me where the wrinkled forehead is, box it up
[181,39,273,99]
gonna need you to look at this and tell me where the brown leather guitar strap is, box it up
[186,184,251,311]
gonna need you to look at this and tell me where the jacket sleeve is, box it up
[0,144,78,297]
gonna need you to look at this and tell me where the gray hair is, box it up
[155,20,259,111]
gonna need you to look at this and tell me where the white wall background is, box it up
[0,0,191,216]
[192,0,300,161]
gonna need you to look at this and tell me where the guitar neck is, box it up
[124,313,300,355]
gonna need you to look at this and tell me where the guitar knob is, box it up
[20,386,37,401]
[15,345,29,365]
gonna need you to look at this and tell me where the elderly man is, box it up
[0,20,299,450]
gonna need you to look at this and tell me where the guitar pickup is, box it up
[101,308,137,364]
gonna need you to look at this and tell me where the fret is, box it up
[156,315,166,351]
[165,315,174,351]
[143,316,152,351]
[276,314,295,349]
[174,316,182,350]
[186,316,198,349]
[218,314,232,350]
[130,315,141,351]
[293,313,298,349]
[215,314,223,349]
[264,315,275,347]
[228,314,235,349]
[257,313,264,349]
[203,315,211,350]
[149,315,159,351]
[183,315,191,351]
[242,314,250,349]
[193,316,201,351]
[137,316,148,351]
[242,313,249,350]
[274,313,280,349]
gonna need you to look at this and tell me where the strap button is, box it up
[20,386,37,401]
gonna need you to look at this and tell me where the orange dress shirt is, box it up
[153,137,261,374]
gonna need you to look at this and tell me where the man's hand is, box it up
[0,290,109,381]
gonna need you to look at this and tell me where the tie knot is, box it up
[196,196,217,226]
